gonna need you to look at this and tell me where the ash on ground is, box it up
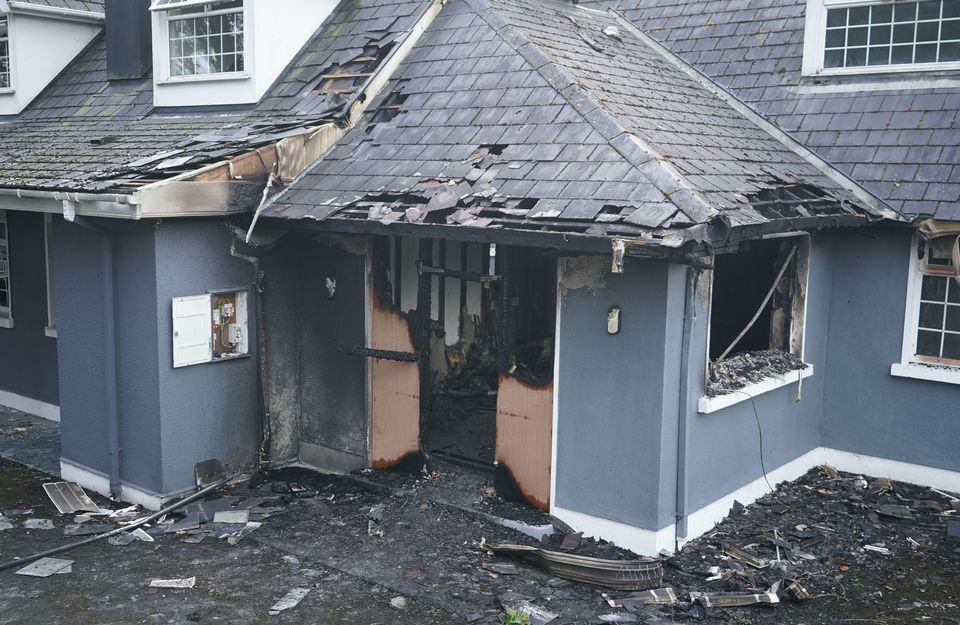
[706,349,806,397]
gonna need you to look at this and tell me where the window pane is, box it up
[895,2,918,22]
[916,21,940,42]
[892,43,915,62]
[919,302,945,328]
[922,275,948,301]
[871,24,892,44]
[869,45,891,64]
[949,279,960,303]
[942,41,960,60]
[916,42,938,60]
[846,47,868,65]
[919,0,942,20]
[827,8,847,27]
[946,306,960,331]
[848,25,869,45]
[825,49,846,67]
[943,19,960,39]
[917,329,942,356]
[946,0,960,18]
[893,22,916,43]
[826,28,847,47]
[943,333,960,359]
[873,4,894,22]
[850,5,870,24]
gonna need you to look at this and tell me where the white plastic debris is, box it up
[15,558,74,578]
[269,588,311,615]
[213,509,250,524]
[23,519,55,530]
[390,596,408,610]
[149,577,196,589]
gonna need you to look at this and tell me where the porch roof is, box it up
[262,0,904,253]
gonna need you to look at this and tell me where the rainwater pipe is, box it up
[64,202,122,499]
[674,265,700,552]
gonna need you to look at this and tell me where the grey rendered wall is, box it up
[680,235,833,515]
[155,220,260,494]
[554,256,683,531]
[55,218,163,488]
[0,211,59,404]
[822,228,960,472]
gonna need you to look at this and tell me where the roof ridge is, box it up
[466,0,720,227]
[607,9,902,222]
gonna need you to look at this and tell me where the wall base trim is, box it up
[0,389,60,422]
[550,505,676,557]
[552,447,960,557]
[59,459,185,511]
[819,448,960,494]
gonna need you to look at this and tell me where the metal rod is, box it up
[0,475,232,572]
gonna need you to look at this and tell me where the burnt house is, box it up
[0,0,956,556]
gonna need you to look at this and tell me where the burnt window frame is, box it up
[699,234,812,410]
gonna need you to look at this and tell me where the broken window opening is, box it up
[706,236,809,396]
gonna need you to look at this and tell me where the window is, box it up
[159,1,244,77]
[805,0,960,75]
[0,15,10,89]
[171,289,248,368]
[699,236,812,411]
[44,214,56,338]
[892,233,960,384]
[0,210,11,328]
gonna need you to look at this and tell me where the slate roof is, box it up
[9,0,104,13]
[584,0,960,220]
[0,0,432,193]
[263,0,893,250]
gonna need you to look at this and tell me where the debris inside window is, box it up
[706,349,806,397]
[707,237,808,396]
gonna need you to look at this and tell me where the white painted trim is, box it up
[0,388,59,422]
[551,447,960,556]
[682,447,823,544]
[819,448,960,493]
[549,258,563,510]
[156,72,251,85]
[0,316,12,328]
[551,505,677,557]
[697,365,813,414]
[44,325,57,339]
[59,459,187,511]
[798,77,960,93]
[6,1,103,23]
[891,361,960,385]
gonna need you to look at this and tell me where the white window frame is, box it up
[891,233,960,384]
[152,0,251,85]
[803,0,960,77]
[43,214,56,339]
[0,209,12,328]
[0,13,13,93]
[698,234,813,414]
[171,288,249,368]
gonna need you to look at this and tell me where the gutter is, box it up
[64,206,123,499]
[6,1,104,23]
[0,188,139,219]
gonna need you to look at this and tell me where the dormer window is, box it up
[804,0,960,76]
[155,0,244,77]
[0,16,10,89]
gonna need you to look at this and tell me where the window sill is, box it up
[45,326,57,339]
[890,361,960,385]
[698,364,813,414]
[0,88,14,95]
[0,317,13,329]
[157,72,251,86]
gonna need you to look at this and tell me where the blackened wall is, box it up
[0,211,59,405]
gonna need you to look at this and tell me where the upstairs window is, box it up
[153,0,244,78]
[0,16,10,89]
[805,0,960,75]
